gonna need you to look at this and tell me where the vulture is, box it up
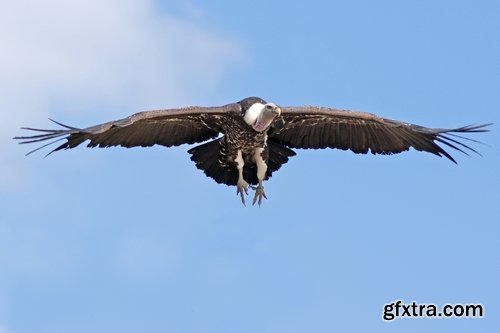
[14,97,490,205]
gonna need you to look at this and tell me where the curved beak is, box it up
[252,104,281,132]
[275,106,282,117]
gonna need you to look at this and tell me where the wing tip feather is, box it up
[14,118,75,156]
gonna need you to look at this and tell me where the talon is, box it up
[252,185,267,207]
[236,180,249,205]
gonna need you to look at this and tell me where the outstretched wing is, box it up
[270,106,491,163]
[14,103,241,156]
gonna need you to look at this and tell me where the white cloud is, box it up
[0,0,245,190]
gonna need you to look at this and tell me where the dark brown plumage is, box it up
[16,105,238,155]
[14,97,490,205]
[272,106,489,163]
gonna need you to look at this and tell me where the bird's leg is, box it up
[251,148,268,207]
[235,150,248,205]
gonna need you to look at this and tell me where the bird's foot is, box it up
[251,184,267,207]
[236,180,249,205]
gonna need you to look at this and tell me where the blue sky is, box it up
[1,0,499,332]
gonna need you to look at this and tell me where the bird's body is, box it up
[15,97,490,205]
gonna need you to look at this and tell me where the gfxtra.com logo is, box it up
[383,300,484,321]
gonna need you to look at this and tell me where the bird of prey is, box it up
[15,97,490,206]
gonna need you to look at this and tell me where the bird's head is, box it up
[241,98,281,132]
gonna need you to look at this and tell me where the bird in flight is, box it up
[15,97,490,206]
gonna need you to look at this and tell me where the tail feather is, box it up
[188,138,239,186]
[188,138,296,186]
[267,139,296,173]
